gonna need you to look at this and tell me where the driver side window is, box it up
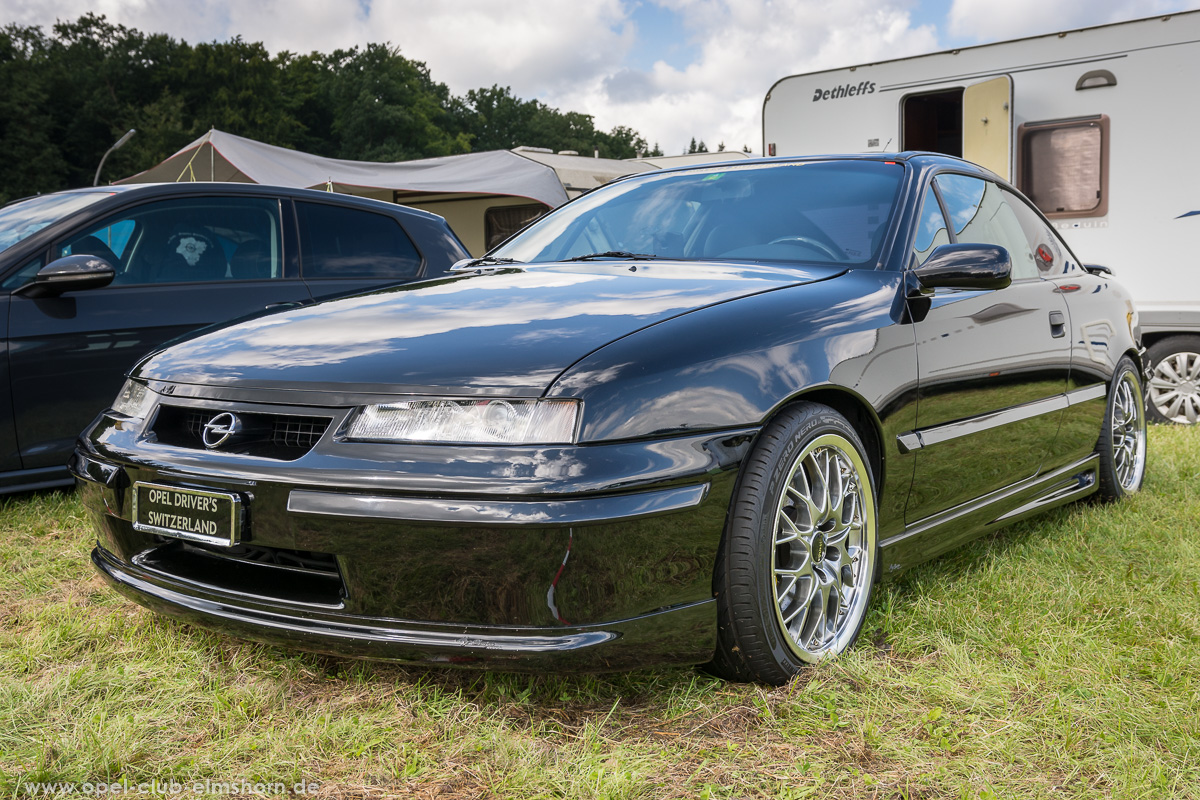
[935,174,1038,280]
[56,197,282,286]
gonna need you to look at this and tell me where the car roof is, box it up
[36,182,448,223]
[630,151,1002,185]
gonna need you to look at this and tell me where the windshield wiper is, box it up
[450,256,522,271]
[566,251,658,261]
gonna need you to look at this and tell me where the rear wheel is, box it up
[1095,356,1147,501]
[1145,335,1200,424]
[708,403,878,685]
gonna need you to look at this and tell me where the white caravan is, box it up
[762,11,1200,424]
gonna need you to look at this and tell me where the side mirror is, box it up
[14,254,116,298]
[913,243,1011,291]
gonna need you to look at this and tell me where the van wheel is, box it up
[707,403,878,685]
[1146,335,1200,424]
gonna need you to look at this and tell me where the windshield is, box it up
[0,192,114,256]
[493,160,904,266]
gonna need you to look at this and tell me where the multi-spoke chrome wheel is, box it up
[1147,339,1200,424]
[709,403,878,684]
[771,434,875,661]
[1095,356,1147,501]
[1110,371,1147,491]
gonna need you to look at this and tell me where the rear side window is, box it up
[1005,189,1074,278]
[296,202,422,279]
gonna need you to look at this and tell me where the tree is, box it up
[457,86,652,158]
[0,16,656,200]
[320,44,469,161]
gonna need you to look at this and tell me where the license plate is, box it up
[133,482,243,546]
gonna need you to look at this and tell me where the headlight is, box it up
[342,398,580,445]
[111,379,155,419]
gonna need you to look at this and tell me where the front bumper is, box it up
[75,409,752,670]
[91,546,718,670]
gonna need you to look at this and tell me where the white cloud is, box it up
[7,0,1200,154]
[946,0,1194,41]
[377,0,636,98]
[543,0,940,155]
[1,0,938,154]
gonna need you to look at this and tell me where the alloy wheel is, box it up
[771,433,875,661]
[1111,369,1147,491]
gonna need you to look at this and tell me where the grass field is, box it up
[1,426,1197,799]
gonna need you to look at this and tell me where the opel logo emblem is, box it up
[202,412,241,449]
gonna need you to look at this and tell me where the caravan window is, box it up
[485,204,547,250]
[1018,116,1109,218]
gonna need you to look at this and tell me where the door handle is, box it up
[1049,310,1066,338]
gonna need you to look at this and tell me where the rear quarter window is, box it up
[296,202,423,279]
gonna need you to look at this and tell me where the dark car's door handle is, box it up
[264,301,309,310]
[1049,310,1066,338]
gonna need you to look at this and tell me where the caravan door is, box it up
[962,76,1013,180]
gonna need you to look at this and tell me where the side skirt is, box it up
[0,465,74,495]
[878,455,1100,576]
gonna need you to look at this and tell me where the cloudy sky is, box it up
[4,0,1198,155]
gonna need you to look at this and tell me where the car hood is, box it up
[133,261,842,395]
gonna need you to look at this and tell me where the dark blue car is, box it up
[0,182,468,493]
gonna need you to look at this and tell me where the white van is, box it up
[762,11,1200,423]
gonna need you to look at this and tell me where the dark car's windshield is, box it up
[493,160,904,266]
[0,192,114,256]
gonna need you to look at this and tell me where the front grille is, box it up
[152,405,331,459]
[273,416,328,449]
[138,540,344,606]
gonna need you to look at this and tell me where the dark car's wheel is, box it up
[1095,356,1148,501]
[1145,335,1200,425]
[708,403,878,685]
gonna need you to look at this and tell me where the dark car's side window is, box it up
[295,202,422,280]
[58,197,283,285]
[935,174,1038,280]
[912,185,949,266]
[0,256,44,290]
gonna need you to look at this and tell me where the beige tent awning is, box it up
[116,129,576,208]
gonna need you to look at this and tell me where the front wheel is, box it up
[1095,356,1147,501]
[708,403,878,685]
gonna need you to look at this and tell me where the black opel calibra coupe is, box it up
[76,154,1147,684]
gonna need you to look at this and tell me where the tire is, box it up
[1095,356,1148,501]
[707,403,878,685]
[1145,335,1200,424]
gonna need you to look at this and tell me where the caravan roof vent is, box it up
[1076,69,1117,90]
[512,146,554,154]
[557,150,579,156]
